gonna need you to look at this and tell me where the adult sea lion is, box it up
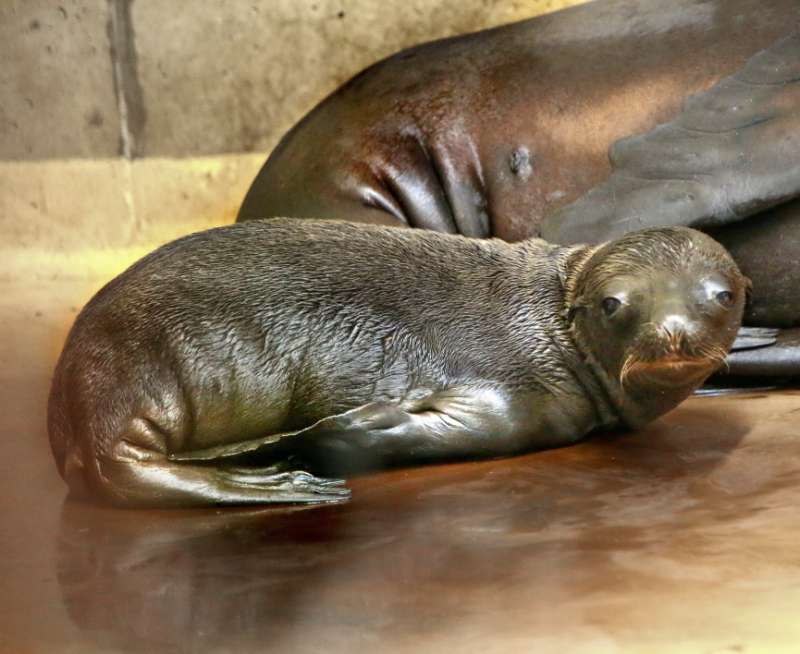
[48,219,746,507]
[237,0,800,376]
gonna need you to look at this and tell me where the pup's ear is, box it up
[566,306,578,324]
[565,300,585,325]
[743,275,753,303]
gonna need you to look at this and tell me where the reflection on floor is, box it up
[2,281,799,653]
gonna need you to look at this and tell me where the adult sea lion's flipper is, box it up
[730,327,779,352]
[723,326,789,378]
[541,32,800,245]
[726,327,800,377]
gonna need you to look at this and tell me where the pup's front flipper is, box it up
[171,386,532,474]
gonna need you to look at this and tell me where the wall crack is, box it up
[107,0,146,159]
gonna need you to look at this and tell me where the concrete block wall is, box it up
[1,0,587,280]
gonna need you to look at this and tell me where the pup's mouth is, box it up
[620,352,725,389]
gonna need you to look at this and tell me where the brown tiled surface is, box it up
[2,280,799,653]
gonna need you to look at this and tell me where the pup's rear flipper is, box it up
[92,455,349,508]
[87,425,350,508]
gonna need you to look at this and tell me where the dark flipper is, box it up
[726,327,800,377]
[697,328,800,394]
[541,32,800,245]
[730,326,779,351]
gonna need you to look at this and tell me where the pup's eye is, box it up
[601,297,621,316]
[716,290,734,307]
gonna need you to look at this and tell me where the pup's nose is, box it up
[658,313,696,352]
[661,313,693,336]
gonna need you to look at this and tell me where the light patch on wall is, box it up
[0,154,265,280]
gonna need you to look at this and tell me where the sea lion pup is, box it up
[48,220,746,507]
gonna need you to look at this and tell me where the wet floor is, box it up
[2,280,799,653]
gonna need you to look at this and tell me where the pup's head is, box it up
[569,227,748,423]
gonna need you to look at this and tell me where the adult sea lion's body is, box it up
[48,219,746,507]
[237,0,800,374]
